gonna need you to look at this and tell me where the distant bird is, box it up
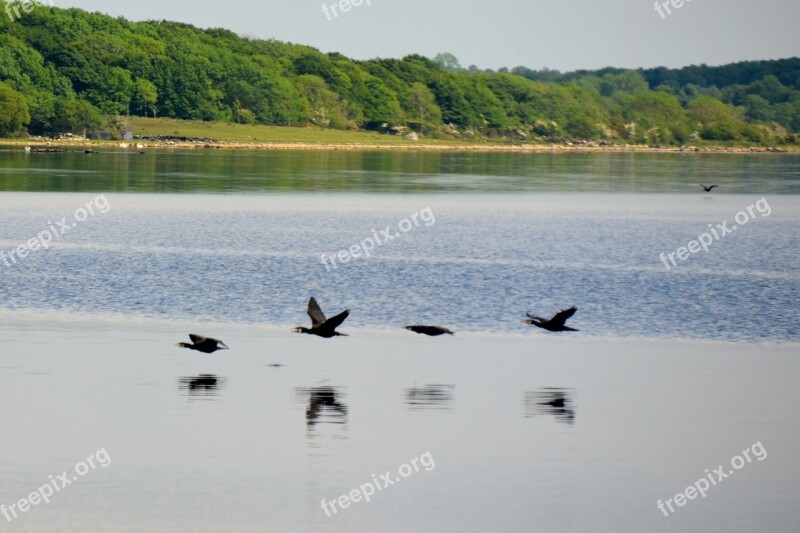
[405,325,454,336]
[700,184,718,192]
[294,297,349,337]
[524,306,579,332]
[176,334,229,353]
[24,146,31,153]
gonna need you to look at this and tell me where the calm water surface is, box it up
[0,150,798,532]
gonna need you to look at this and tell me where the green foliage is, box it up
[433,53,462,73]
[53,98,102,134]
[0,81,30,136]
[689,97,746,141]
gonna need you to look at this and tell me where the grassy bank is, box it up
[127,117,477,146]
[0,117,797,153]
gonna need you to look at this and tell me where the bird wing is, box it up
[189,334,208,344]
[549,307,577,327]
[708,185,718,190]
[307,297,326,328]
[322,309,350,331]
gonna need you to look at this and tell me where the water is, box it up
[0,149,798,532]
[0,192,797,343]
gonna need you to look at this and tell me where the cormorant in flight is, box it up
[524,307,579,332]
[294,297,350,338]
[176,334,229,353]
[405,325,454,336]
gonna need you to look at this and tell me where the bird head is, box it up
[293,327,307,334]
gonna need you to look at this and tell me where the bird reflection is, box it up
[525,388,575,425]
[178,374,226,400]
[405,384,455,410]
[296,386,348,431]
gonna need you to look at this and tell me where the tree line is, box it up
[0,1,798,145]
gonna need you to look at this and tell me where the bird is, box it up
[405,325,454,336]
[524,306,579,332]
[700,184,718,192]
[294,297,349,337]
[176,334,229,353]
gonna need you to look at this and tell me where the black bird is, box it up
[700,184,718,192]
[524,306,579,332]
[294,297,349,338]
[176,334,229,354]
[405,325,454,336]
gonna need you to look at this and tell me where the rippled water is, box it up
[0,192,797,342]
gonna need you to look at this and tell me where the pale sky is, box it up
[55,0,799,72]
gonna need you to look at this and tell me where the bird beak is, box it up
[220,343,229,350]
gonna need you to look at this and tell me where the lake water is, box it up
[0,149,798,532]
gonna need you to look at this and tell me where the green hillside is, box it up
[1,1,799,146]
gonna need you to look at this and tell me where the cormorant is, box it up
[524,306,579,332]
[176,334,229,353]
[405,325,454,336]
[700,184,718,192]
[294,297,349,337]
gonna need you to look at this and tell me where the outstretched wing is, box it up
[307,297,326,328]
[549,307,577,327]
[708,185,718,191]
[189,334,208,344]
[321,309,350,332]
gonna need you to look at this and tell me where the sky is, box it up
[54,0,799,72]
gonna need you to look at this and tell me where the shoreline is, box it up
[0,138,796,154]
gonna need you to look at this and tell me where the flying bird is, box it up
[176,334,230,353]
[405,325,454,336]
[294,297,350,338]
[524,306,579,332]
[700,184,718,192]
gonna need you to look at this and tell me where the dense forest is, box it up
[1,1,799,145]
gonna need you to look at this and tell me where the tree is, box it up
[688,97,745,140]
[405,82,441,133]
[296,75,349,128]
[133,78,158,117]
[433,53,462,73]
[53,99,102,134]
[0,82,30,137]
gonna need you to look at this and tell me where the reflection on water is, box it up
[405,384,455,411]
[2,150,798,194]
[295,386,348,445]
[178,374,226,400]
[525,388,575,425]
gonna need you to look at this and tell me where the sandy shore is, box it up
[0,138,795,153]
